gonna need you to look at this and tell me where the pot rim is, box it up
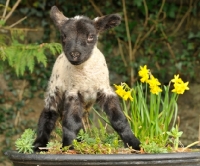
[5,150,200,162]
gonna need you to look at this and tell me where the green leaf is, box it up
[26,51,35,73]
[15,129,35,154]
[2,42,62,76]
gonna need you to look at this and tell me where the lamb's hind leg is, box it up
[62,93,83,147]
[33,93,60,152]
[99,93,141,150]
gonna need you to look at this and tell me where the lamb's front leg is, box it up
[33,98,59,152]
[100,93,141,150]
[33,85,64,152]
[62,93,83,147]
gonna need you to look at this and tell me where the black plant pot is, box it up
[5,150,200,166]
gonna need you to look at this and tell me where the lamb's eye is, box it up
[87,35,94,42]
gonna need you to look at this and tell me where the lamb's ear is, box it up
[94,14,121,32]
[50,6,68,29]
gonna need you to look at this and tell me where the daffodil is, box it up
[115,65,190,150]
[171,74,182,84]
[150,85,162,95]
[171,74,189,94]
[138,65,149,77]
[140,74,149,83]
[114,84,126,98]
[172,81,189,94]
[147,75,161,87]
[123,91,133,101]
[147,75,162,95]
[138,65,149,83]
[114,83,134,101]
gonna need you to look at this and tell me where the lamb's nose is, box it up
[70,51,81,60]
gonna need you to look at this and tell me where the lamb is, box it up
[33,6,140,152]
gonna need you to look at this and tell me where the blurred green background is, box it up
[0,0,200,165]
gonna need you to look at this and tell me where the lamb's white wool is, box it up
[45,46,116,110]
[94,17,99,21]
[73,15,84,20]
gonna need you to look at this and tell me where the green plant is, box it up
[114,65,189,152]
[0,0,62,76]
[15,129,35,154]
[15,121,126,154]
[0,29,62,76]
[167,125,183,151]
[141,141,168,153]
[72,121,122,154]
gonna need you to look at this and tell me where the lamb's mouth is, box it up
[72,57,78,61]
[69,60,83,65]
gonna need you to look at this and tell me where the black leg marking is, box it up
[101,94,141,150]
[33,108,58,152]
[62,94,83,147]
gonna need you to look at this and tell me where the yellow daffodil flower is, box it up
[114,84,126,98]
[150,85,162,95]
[114,83,134,101]
[138,65,149,83]
[172,81,189,94]
[147,75,162,95]
[171,74,183,84]
[138,65,149,77]
[123,91,133,101]
[140,74,149,83]
[147,75,161,87]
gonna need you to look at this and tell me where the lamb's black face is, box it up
[60,17,97,65]
[50,6,121,65]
